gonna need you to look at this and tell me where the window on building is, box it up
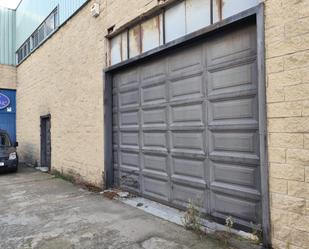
[0,133,11,147]
[109,0,260,66]
[16,38,31,64]
[16,7,59,64]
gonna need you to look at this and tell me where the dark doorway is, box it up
[41,115,51,170]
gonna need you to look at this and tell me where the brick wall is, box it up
[265,0,309,248]
[16,0,106,186]
[0,64,16,89]
[16,0,166,187]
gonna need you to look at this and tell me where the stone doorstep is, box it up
[117,196,260,244]
[35,167,49,173]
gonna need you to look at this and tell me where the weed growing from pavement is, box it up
[250,222,262,244]
[182,198,203,236]
[226,216,234,234]
[220,216,234,245]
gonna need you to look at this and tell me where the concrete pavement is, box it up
[0,166,253,249]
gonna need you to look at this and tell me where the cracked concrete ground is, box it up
[0,166,243,249]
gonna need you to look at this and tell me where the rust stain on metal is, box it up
[129,25,142,56]
[155,15,161,45]
[216,0,222,21]
[140,22,144,53]
[135,25,142,54]
[120,35,123,61]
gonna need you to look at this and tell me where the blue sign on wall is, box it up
[0,90,16,143]
[0,93,10,110]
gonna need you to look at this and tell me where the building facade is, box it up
[0,7,17,143]
[0,0,308,248]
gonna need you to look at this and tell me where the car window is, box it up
[0,133,11,147]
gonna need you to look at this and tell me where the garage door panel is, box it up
[142,132,168,151]
[171,131,205,155]
[211,192,260,223]
[141,82,167,105]
[142,176,170,201]
[210,181,260,201]
[120,170,140,192]
[141,59,167,82]
[207,25,256,66]
[209,96,258,124]
[209,153,260,166]
[143,153,168,173]
[170,102,204,126]
[120,150,140,169]
[119,89,139,108]
[113,151,118,164]
[112,92,118,110]
[114,169,120,186]
[169,45,204,76]
[171,156,205,180]
[170,73,204,101]
[120,110,139,128]
[113,131,118,146]
[210,131,259,156]
[208,61,257,96]
[142,107,167,128]
[171,183,207,210]
[114,68,139,88]
[120,131,139,149]
[211,161,259,189]
[113,112,118,127]
[172,175,207,189]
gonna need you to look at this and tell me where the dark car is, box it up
[0,130,18,173]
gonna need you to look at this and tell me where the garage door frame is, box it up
[104,3,270,247]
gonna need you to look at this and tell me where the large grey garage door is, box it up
[112,23,261,229]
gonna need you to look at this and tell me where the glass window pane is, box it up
[221,0,259,19]
[141,15,163,53]
[45,12,55,36]
[129,25,141,58]
[186,0,211,33]
[212,0,221,23]
[165,1,186,42]
[32,32,39,48]
[110,31,128,65]
[38,25,45,44]
[121,32,128,61]
[111,34,122,65]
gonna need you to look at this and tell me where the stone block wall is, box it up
[0,64,16,89]
[264,0,309,248]
[16,0,106,186]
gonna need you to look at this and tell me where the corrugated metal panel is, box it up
[16,0,87,50]
[0,7,15,65]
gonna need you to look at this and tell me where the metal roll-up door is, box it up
[112,23,261,229]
